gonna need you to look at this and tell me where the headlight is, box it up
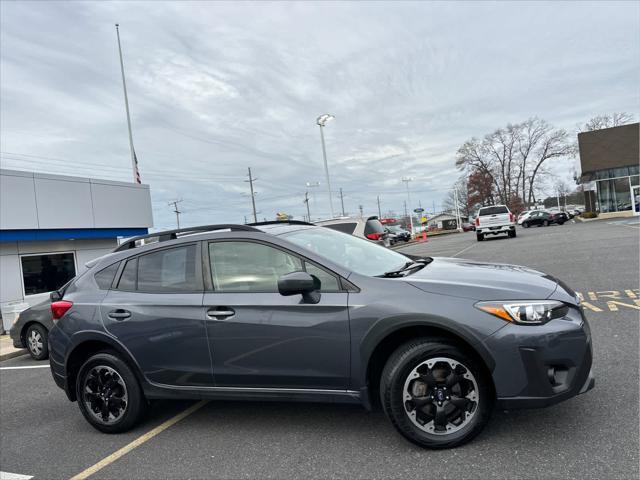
[475,300,568,325]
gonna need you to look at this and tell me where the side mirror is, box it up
[278,271,321,304]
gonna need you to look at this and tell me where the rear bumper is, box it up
[48,325,74,400]
[486,306,594,409]
[477,225,515,235]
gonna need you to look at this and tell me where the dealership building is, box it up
[0,169,152,330]
[578,123,640,216]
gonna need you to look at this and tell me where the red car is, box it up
[461,222,476,231]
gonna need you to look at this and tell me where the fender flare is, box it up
[358,313,496,386]
[65,330,147,387]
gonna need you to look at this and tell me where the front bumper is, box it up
[9,324,24,348]
[485,306,594,409]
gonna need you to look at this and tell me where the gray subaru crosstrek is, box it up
[48,221,594,449]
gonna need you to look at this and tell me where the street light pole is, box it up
[317,114,335,218]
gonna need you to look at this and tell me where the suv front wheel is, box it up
[380,339,493,449]
[76,352,147,433]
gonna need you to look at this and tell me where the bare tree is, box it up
[578,112,635,132]
[456,118,571,209]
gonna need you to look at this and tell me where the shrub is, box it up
[580,211,598,219]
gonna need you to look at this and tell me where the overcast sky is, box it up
[1,1,638,229]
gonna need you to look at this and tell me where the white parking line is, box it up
[453,243,476,257]
[0,365,50,370]
[0,472,33,480]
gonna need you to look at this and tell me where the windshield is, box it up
[388,225,402,232]
[282,227,410,276]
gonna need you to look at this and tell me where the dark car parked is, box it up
[521,211,552,228]
[48,221,593,449]
[549,212,570,225]
[9,301,54,360]
[385,225,411,244]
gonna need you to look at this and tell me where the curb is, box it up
[0,348,28,362]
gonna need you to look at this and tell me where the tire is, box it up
[380,339,493,449]
[476,233,484,242]
[508,229,516,238]
[75,351,147,433]
[543,220,549,227]
[25,324,49,360]
[522,222,529,228]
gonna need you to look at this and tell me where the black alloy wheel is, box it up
[76,352,147,433]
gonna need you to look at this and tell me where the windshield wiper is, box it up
[381,257,433,277]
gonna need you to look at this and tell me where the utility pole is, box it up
[454,187,462,232]
[115,24,141,184]
[339,188,345,216]
[359,205,364,217]
[403,200,408,223]
[245,167,258,223]
[377,195,382,219]
[168,199,183,229]
[304,191,311,221]
[402,177,414,235]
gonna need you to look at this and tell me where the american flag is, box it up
[133,150,142,184]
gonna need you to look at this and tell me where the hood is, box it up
[406,257,559,301]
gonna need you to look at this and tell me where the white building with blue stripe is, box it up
[0,169,153,327]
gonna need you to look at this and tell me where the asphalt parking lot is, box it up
[1,219,638,480]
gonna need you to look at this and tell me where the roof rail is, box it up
[113,224,259,252]
[248,220,315,227]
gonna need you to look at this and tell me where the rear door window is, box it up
[479,206,508,215]
[324,222,357,234]
[137,245,200,292]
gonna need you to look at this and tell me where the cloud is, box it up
[1,1,638,228]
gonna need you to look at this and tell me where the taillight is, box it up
[51,300,73,321]
[475,217,480,226]
[509,213,514,222]
[366,232,382,241]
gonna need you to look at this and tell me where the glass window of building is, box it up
[21,252,76,296]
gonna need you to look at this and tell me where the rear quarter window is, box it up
[94,262,119,290]
[323,222,357,234]
[479,206,509,216]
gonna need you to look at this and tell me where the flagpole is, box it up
[115,23,140,184]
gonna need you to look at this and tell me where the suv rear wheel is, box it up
[476,233,484,242]
[76,352,146,433]
[380,339,493,449]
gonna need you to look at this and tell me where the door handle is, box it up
[108,309,131,320]
[207,307,235,320]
